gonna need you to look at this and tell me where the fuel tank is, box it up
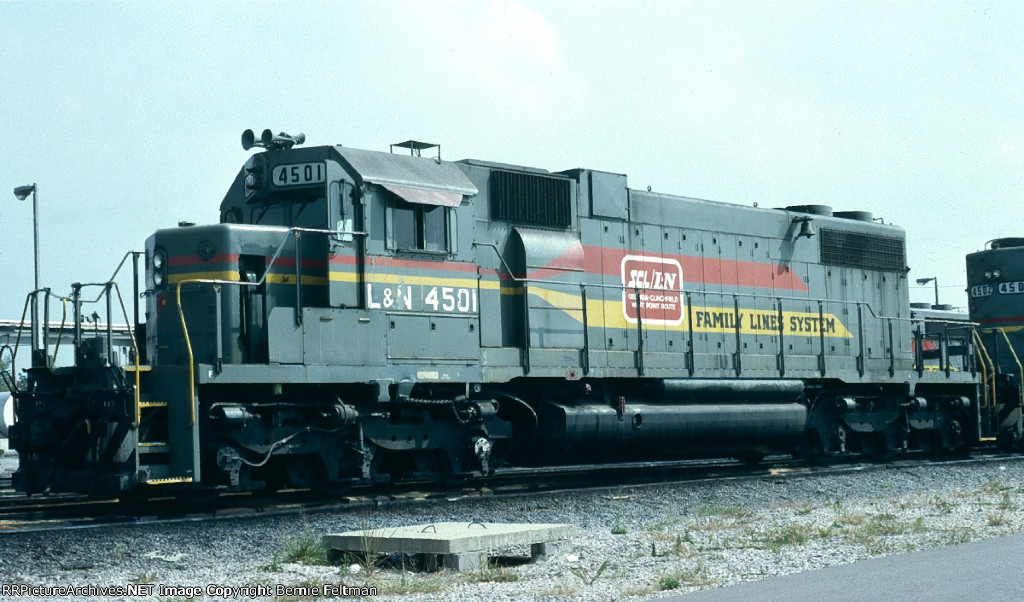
[532,399,807,462]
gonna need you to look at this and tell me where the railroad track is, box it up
[0,452,1017,534]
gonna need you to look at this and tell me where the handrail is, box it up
[973,329,995,409]
[0,344,16,395]
[52,297,68,360]
[107,282,143,426]
[73,281,144,425]
[996,328,1024,413]
[176,279,200,427]
[8,294,32,370]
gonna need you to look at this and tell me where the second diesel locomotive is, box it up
[6,130,1016,497]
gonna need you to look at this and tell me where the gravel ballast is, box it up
[2,455,1024,601]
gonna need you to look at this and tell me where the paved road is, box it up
[663,532,1024,601]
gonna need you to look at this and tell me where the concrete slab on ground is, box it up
[323,522,577,571]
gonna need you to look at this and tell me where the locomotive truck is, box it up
[4,130,1018,497]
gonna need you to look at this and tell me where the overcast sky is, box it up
[2,0,1023,323]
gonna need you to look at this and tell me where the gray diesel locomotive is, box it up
[6,130,1016,497]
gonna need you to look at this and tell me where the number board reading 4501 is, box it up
[273,162,326,187]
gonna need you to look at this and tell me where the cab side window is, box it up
[387,199,448,254]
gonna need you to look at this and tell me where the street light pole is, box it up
[13,184,42,365]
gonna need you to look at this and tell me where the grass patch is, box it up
[645,517,681,532]
[463,560,520,584]
[931,495,958,514]
[569,560,609,585]
[282,534,329,566]
[834,512,869,527]
[946,527,973,545]
[759,523,816,552]
[793,502,815,516]
[340,522,396,578]
[864,513,914,537]
[698,504,751,519]
[658,562,714,590]
[383,574,449,595]
[982,479,1013,495]
[620,583,657,597]
[987,513,1008,527]
[131,571,158,584]
[539,583,580,597]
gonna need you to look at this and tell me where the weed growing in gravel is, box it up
[611,524,627,535]
[673,533,686,556]
[793,502,814,516]
[698,504,751,519]
[645,517,680,532]
[759,523,816,552]
[982,479,1013,495]
[833,511,868,527]
[946,527,973,545]
[131,571,158,584]
[893,497,914,510]
[987,513,1008,527]
[620,583,657,597]
[539,582,581,597]
[657,562,713,590]
[865,539,898,556]
[463,559,520,584]
[382,573,449,595]
[864,513,913,536]
[265,552,283,573]
[343,518,395,578]
[282,533,329,566]
[569,559,609,585]
[998,491,1015,511]
[931,495,958,514]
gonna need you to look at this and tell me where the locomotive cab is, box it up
[131,132,509,492]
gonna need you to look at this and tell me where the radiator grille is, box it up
[491,170,571,228]
[820,229,905,271]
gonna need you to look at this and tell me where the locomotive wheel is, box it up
[736,454,765,466]
[858,432,895,461]
[180,488,221,505]
[117,489,150,504]
[285,456,327,489]
[941,420,966,451]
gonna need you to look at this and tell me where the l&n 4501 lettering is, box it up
[366,283,477,313]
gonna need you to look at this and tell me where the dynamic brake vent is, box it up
[490,170,571,228]
[820,229,905,272]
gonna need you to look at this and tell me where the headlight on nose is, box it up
[152,250,167,286]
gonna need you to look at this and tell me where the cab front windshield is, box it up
[250,196,327,229]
